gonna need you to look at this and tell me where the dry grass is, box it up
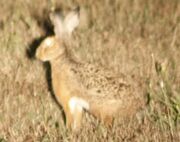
[0,0,179,141]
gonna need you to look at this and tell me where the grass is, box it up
[0,0,180,141]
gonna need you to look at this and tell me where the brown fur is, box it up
[35,8,145,131]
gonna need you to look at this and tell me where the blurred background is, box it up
[0,0,179,141]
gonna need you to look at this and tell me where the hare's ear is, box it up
[63,6,80,36]
[50,12,64,38]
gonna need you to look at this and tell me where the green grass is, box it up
[0,0,179,141]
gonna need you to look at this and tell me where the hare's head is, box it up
[36,7,80,62]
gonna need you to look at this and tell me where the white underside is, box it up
[68,97,90,129]
[68,97,89,115]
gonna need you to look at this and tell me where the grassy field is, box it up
[0,0,180,141]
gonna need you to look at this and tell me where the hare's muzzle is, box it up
[35,47,41,59]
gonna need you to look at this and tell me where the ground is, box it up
[0,0,179,141]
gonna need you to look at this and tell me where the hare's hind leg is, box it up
[90,104,113,126]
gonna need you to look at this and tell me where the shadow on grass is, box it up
[26,13,54,59]
[26,11,66,126]
[26,36,45,59]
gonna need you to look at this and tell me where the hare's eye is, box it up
[44,38,53,47]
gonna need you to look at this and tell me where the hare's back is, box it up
[70,63,137,100]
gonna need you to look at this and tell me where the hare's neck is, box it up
[50,54,70,93]
[50,53,69,69]
[51,49,81,69]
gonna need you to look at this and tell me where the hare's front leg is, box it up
[72,104,83,130]
[63,104,74,129]
[68,97,89,131]
[63,106,82,131]
[68,97,83,131]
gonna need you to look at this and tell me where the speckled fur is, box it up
[36,8,145,131]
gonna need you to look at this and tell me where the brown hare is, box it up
[36,7,145,131]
